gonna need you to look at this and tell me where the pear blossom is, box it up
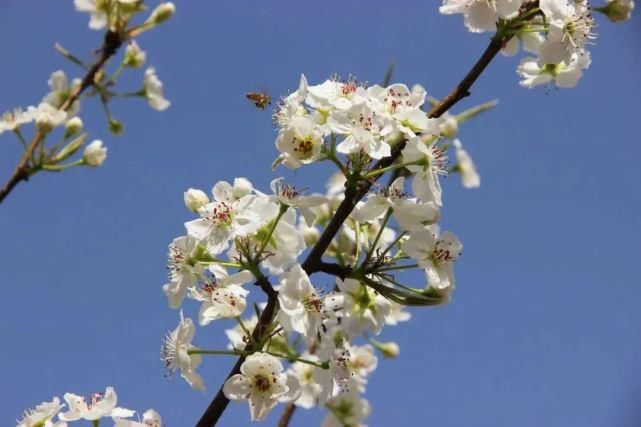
[123,41,147,68]
[348,344,378,383]
[29,103,67,132]
[43,70,80,115]
[257,209,306,275]
[289,354,325,409]
[276,264,327,339]
[322,390,371,427]
[0,108,33,135]
[213,177,254,203]
[402,136,448,205]
[538,0,596,65]
[329,101,394,159]
[162,236,206,308]
[17,397,66,427]
[183,188,210,212]
[306,77,368,111]
[273,74,308,128]
[147,2,176,25]
[113,409,162,427]
[440,0,524,33]
[188,270,253,325]
[64,117,83,137]
[275,115,324,168]
[453,139,480,188]
[185,186,276,254]
[403,228,463,291]
[267,177,328,226]
[225,314,259,350]
[223,353,297,421]
[58,387,129,421]
[335,278,391,336]
[367,83,434,137]
[385,301,412,325]
[354,177,440,232]
[83,140,107,167]
[160,312,205,391]
[517,52,591,89]
[74,0,110,30]
[143,67,170,111]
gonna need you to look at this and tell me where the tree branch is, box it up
[277,403,297,427]
[196,3,544,423]
[0,30,123,205]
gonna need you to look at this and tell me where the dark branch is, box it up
[0,30,123,205]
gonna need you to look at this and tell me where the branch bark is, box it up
[0,30,123,205]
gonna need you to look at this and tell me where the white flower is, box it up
[385,301,411,325]
[538,0,595,65]
[124,41,147,68]
[275,115,324,168]
[306,78,367,111]
[162,236,205,308]
[276,264,327,339]
[329,102,394,159]
[183,188,210,212]
[188,270,253,325]
[161,312,205,391]
[147,2,176,25]
[348,344,378,383]
[274,74,308,128]
[225,314,258,350]
[354,177,440,232]
[43,70,81,115]
[58,387,129,421]
[335,278,391,336]
[0,108,33,135]
[322,390,371,427]
[257,209,306,275]
[74,0,109,30]
[403,228,463,291]
[440,0,524,33]
[289,354,324,409]
[402,136,448,205]
[113,409,162,427]
[368,83,435,138]
[185,187,277,254]
[223,353,296,421]
[17,397,65,427]
[143,67,170,111]
[517,52,591,89]
[213,177,254,203]
[501,32,544,57]
[83,140,107,167]
[64,117,83,137]
[267,178,328,226]
[453,139,480,188]
[29,103,67,132]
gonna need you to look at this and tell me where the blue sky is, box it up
[1,1,640,426]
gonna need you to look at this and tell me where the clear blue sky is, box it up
[1,1,640,426]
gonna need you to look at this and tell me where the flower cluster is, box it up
[0,1,174,199]
[160,74,491,424]
[439,0,634,88]
[17,387,160,427]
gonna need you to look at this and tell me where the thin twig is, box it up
[0,30,123,205]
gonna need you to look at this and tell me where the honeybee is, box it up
[245,91,271,109]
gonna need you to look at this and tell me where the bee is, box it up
[245,91,272,109]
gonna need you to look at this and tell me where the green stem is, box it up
[364,160,422,179]
[13,129,28,151]
[189,348,329,369]
[362,208,393,266]
[256,204,288,258]
[376,262,418,273]
[197,259,242,269]
[378,230,407,260]
[41,160,84,172]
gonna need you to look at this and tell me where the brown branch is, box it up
[196,275,278,427]
[0,30,123,205]
[278,403,297,427]
[196,4,546,424]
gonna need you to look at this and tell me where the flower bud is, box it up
[439,116,458,138]
[123,41,146,68]
[148,2,175,25]
[109,118,124,135]
[52,133,87,163]
[83,140,107,167]
[184,188,209,212]
[601,0,635,22]
[64,117,83,138]
[378,341,400,359]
